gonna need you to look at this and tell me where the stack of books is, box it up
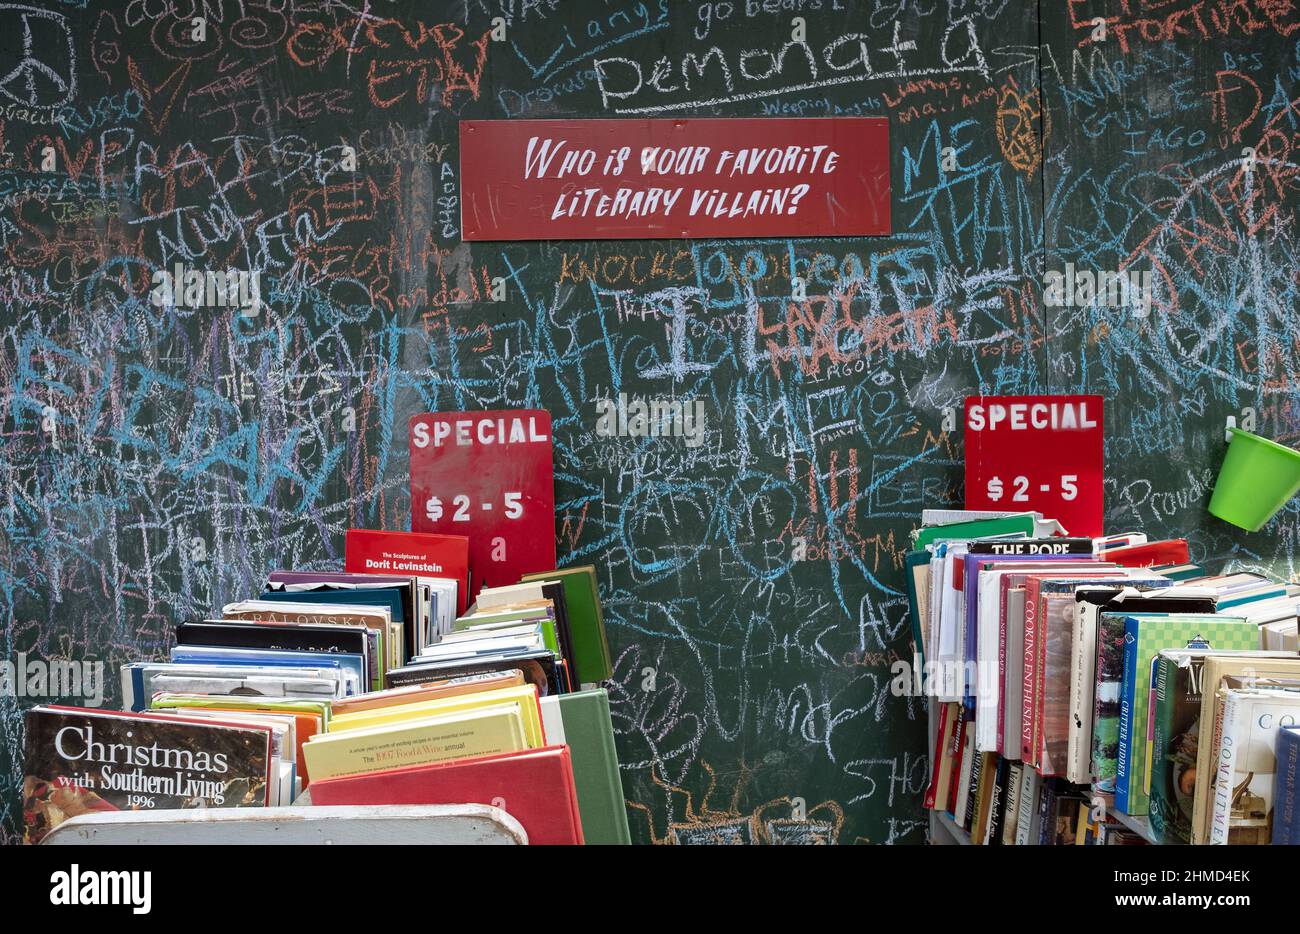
[22,528,628,846]
[911,510,1300,845]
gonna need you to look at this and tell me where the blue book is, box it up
[1274,725,1300,845]
[169,646,365,695]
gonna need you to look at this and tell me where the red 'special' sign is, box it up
[459,117,890,241]
[410,410,557,599]
[963,395,1105,537]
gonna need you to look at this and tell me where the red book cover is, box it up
[1099,538,1189,568]
[307,745,584,845]
[344,528,471,616]
[924,703,950,809]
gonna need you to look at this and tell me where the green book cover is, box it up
[1117,615,1254,817]
[911,514,1035,550]
[521,566,612,684]
[540,688,629,844]
[1149,651,1210,844]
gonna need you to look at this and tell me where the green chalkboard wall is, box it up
[1,1,1297,844]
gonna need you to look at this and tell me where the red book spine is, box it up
[949,716,969,814]
[924,703,950,809]
[1021,577,1042,766]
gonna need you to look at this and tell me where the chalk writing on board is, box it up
[1,2,1298,846]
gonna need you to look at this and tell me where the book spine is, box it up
[964,745,984,832]
[986,758,1008,845]
[1037,778,1056,845]
[1002,763,1023,844]
[1193,687,1229,845]
[953,727,972,821]
[1021,579,1040,763]
[1032,586,1051,769]
[924,702,949,809]
[1143,655,1159,798]
[963,559,977,704]
[1116,620,1137,812]
[1065,603,1085,782]
[1149,656,1173,843]
[1274,730,1300,846]
[1015,770,1036,845]
[949,714,966,812]
[1208,692,1241,846]
[996,582,1008,755]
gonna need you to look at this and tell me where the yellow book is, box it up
[327,684,545,748]
[303,703,528,781]
[152,693,331,729]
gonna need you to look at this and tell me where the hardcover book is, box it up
[301,703,531,781]
[539,688,630,844]
[308,745,584,845]
[23,706,272,844]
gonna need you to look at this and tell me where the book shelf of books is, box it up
[912,511,1300,846]
[21,528,630,846]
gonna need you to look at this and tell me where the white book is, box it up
[975,568,1010,751]
[1067,599,1104,783]
[936,545,968,702]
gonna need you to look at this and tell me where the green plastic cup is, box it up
[1208,428,1300,531]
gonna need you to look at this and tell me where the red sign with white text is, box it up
[964,395,1105,537]
[410,410,556,598]
[459,118,890,240]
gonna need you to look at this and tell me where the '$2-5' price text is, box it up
[985,475,1079,503]
[425,492,524,522]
